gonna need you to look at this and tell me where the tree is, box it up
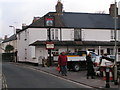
[5,45,14,53]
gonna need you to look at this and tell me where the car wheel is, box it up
[73,63,80,72]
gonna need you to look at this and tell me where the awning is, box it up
[29,41,120,46]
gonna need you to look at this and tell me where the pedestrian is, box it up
[86,53,95,79]
[58,52,67,76]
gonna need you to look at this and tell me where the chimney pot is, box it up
[4,35,8,40]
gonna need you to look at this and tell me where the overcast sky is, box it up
[0,0,120,38]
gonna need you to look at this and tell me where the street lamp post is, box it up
[114,0,118,85]
[9,25,16,62]
[9,25,16,34]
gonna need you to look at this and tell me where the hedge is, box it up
[2,53,15,62]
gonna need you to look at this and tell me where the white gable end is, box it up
[82,29,111,41]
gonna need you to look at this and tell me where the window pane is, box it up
[74,29,81,41]
[55,29,58,40]
[51,29,54,40]
[47,29,49,40]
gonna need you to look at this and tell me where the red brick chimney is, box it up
[55,0,63,15]
[4,35,8,40]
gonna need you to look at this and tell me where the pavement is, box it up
[34,66,119,89]
[8,62,120,89]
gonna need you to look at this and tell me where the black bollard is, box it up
[105,67,110,88]
[42,59,45,67]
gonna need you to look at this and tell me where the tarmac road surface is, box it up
[2,62,95,89]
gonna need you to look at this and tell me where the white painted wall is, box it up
[17,31,27,61]
[18,28,48,63]
[28,28,47,44]
[35,46,48,64]
[17,27,119,63]
[82,29,111,41]
[62,28,74,41]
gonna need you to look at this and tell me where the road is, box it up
[2,62,92,88]
[0,64,1,90]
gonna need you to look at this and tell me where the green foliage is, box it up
[5,44,14,53]
[2,53,14,62]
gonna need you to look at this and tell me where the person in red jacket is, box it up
[58,52,67,76]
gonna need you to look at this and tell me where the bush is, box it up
[2,53,14,62]
[5,45,14,53]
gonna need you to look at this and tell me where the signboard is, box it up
[45,15,55,27]
[46,42,54,49]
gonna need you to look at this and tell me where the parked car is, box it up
[53,51,101,71]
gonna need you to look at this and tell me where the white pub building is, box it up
[17,1,120,65]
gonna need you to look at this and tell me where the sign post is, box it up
[44,15,55,66]
[105,67,110,88]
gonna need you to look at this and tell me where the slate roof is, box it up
[30,12,65,28]
[62,12,115,29]
[29,41,120,46]
[2,34,17,43]
[29,12,120,30]
[16,29,22,33]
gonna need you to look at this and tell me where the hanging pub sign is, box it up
[44,15,55,27]
[46,42,54,49]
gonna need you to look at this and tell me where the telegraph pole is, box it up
[9,25,16,62]
[114,0,118,85]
